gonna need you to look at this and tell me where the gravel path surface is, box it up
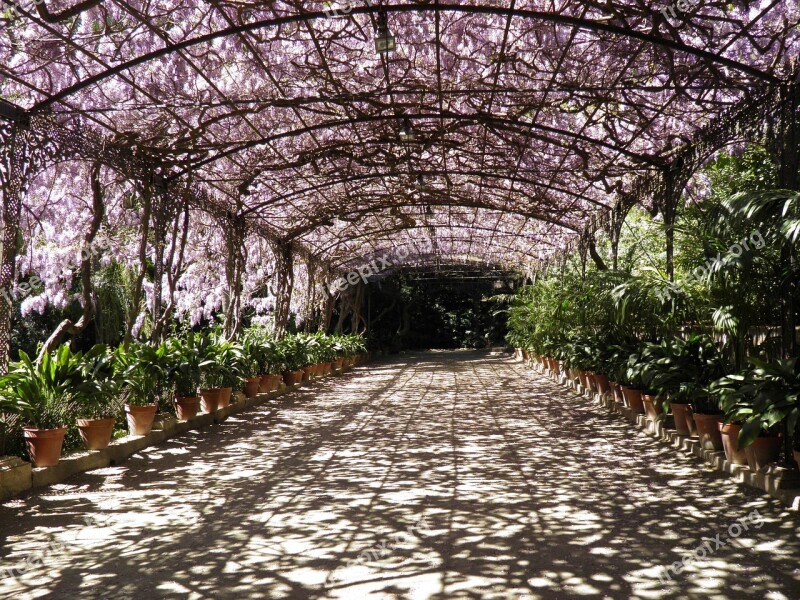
[1,350,798,599]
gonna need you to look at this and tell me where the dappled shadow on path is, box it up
[1,351,798,599]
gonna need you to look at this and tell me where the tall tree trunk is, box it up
[152,202,190,341]
[124,184,152,347]
[273,242,294,337]
[350,281,364,334]
[334,293,350,334]
[38,162,105,360]
[222,217,247,339]
[588,238,607,270]
[664,199,676,282]
[319,291,334,333]
[150,193,169,334]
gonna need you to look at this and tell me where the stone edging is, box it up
[526,361,800,510]
[0,366,356,502]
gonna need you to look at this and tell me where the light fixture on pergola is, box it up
[399,117,415,142]
[374,10,396,54]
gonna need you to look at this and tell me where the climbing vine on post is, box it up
[0,117,57,371]
[273,242,294,338]
[222,212,248,340]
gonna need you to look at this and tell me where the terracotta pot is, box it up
[642,394,664,420]
[585,372,597,393]
[578,370,591,390]
[620,386,644,414]
[76,417,116,450]
[124,404,157,436]
[333,358,344,371]
[283,370,304,385]
[270,374,282,391]
[322,362,332,376]
[611,382,624,404]
[199,388,222,413]
[218,387,232,407]
[670,402,695,436]
[719,422,748,465]
[744,436,781,472]
[243,378,260,398]
[23,426,67,467]
[174,396,200,421]
[259,374,272,394]
[521,348,529,361]
[693,413,723,451]
[553,359,561,374]
[794,449,800,471]
[593,373,610,395]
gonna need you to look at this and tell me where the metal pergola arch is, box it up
[24,4,781,111]
[0,0,798,355]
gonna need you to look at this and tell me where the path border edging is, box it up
[0,366,356,501]
[527,361,800,510]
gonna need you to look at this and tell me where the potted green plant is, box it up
[115,343,169,434]
[243,328,283,392]
[621,353,648,415]
[216,340,253,404]
[279,335,307,385]
[604,343,636,406]
[235,330,266,396]
[0,379,31,458]
[196,333,225,410]
[317,334,336,376]
[331,338,346,372]
[560,336,594,391]
[165,334,206,416]
[590,341,619,396]
[73,345,122,450]
[0,347,79,466]
[712,373,753,465]
[235,342,260,398]
[714,358,799,471]
[642,336,726,442]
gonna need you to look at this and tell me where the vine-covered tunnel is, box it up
[1,2,800,599]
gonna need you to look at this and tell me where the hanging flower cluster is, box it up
[0,2,797,328]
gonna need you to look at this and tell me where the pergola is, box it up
[0,1,798,367]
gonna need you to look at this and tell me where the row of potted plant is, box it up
[520,333,800,474]
[0,330,368,467]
